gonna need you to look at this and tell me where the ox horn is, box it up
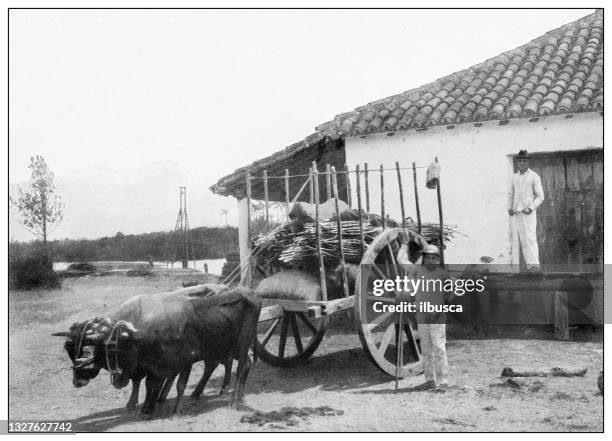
[51,331,71,337]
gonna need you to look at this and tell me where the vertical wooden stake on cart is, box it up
[326,163,332,200]
[435,159,445,265]
[312,162,328,302]
[309,167,314,204]
[364,163,370,213]
[355,165,365,250]
[244,172,252,288]
[412,162,422,234]
[396,162,407,229]
[263,170,270,226]
[331,167,350,298]
[380,165,386,229]
[285,169,290,220]
[395,161,406,392]
[344,164,352,209]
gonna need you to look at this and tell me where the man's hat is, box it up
[422,244,440,256]
[517,149,529,159]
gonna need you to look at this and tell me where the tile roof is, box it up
[212,10,603,197]
[315,10,603,137]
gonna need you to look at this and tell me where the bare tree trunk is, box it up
[41,189,49,267]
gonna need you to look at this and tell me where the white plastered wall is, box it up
[344,112,603,265]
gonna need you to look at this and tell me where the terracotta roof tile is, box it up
[321,10,603,136]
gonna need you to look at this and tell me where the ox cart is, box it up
[223,159,449,378]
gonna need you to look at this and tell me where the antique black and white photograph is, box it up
[6,7,604,433]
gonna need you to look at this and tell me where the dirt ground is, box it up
[9,275,603,432]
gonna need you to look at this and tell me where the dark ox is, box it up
[54,285,259,413]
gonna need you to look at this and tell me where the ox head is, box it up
[52,320,104,387]
[52,318,139,389]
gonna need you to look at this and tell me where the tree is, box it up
[10,156,64,263]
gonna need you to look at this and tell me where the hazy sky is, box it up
[9,9,593,185]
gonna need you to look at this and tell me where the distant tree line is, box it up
[10,226,239,263]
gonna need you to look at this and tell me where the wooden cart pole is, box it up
[380,164,386,229]
[312,161,328,302]
[355,165,365,250]
[245,172,253,287]
[326,163,332,200]
[263,169,270,226]
[412,162,422,233]
[436,170,445,265]
[332,167,350,298]
[396,162,407,229]
[395,302,404,392]
[309,167,314,204]
[285,169,290,219]
[345,164,352,209]
[364,163,370,212]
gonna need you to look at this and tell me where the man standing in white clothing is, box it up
[508,150,545,272]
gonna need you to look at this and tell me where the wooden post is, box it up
[395,305,404,392]
[309,167,314,204]
[244,173,252,287]
[412,162,422,233]
[332,167,350,298]
[396,162,406,229]
[554,290,569,340]
[312,161,328,302]
[263,170,269,226]
[364,163,370,212]
[285,169,290,218]
[345,164,352,208]
[436,174,445,264]
[356,165,365,250]
[326,163,332,200]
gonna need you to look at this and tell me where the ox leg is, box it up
[158,374,177,403]
[220,358,233,396]
[126,378,141,410]
[142,375,164,418]
[172,367,191,415]
[192,361,218,399]
[230,345,254,407]
[230,307,259,407]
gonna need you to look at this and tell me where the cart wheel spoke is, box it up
[371,265,392,281]
[297,312,318,334]
[278,318,289,359]
[260,318,281,347]
[386,245,398,278]
[378,324,395,355]
[289,313,303,353]
[366,311,395,332]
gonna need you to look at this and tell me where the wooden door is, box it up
[513,149,603,269]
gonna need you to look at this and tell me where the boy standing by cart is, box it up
[409,244,451,391]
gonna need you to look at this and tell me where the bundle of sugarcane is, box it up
[253,219,306,264]
[278,221,380,265]
[253,216,463,269]
[404,221,461,244]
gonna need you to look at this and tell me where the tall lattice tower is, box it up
[166,186,194,269]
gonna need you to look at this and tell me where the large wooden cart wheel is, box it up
[256,311,327,367]
[355,228,428,377]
